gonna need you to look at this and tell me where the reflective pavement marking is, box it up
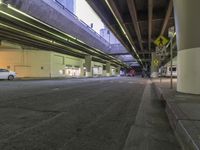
[52,88,60,91]
[128,82,135,84]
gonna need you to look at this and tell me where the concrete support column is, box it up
[151,52,159,78]
[85,55,92,77]
[106,62,111,76]
[80,60,84,77]
[116,66,121,76]
[173,0,200,94]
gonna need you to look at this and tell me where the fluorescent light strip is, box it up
[0,9,91,52]
[0,23,52,43]
[105,0,126,36]
[104,0,143,66]
[0,23,87,55]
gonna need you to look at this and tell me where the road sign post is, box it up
[159,66,163,84]
[170,38,173,89]
[168,26,175,89]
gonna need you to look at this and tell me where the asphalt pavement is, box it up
[0,77,180,150]
[0,77,146,150]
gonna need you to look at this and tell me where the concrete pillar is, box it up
[116,66,121,76]
[151,52,159,78]
[80,60,84,77]
[85,55,92,77]
[106,62,111,76]
[173,0,200,94]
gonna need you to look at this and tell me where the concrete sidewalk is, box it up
[153,78,200,150]
[123,80,180,150]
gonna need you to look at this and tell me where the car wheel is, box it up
[8,75,14,80]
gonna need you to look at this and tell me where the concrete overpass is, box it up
[0,0,130,78]
[1,0,136,66]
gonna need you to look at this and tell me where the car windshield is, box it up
[0,69,9,72]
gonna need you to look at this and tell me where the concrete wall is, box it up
[0,46,86,78]
[27,50,51,77]
[0,49,25,76]
[0,40,120,78]
[50,52,84,77]
[0,47,120,78]
[92,61,103,76]
[0,49,51,77]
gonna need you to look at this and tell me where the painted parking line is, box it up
[128,82,135,84]
[52,88,60,91]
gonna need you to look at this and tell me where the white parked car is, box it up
[0,69,16,80]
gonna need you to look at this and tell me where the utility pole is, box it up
[170,37,173,89]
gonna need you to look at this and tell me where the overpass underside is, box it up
[0,2,124,66]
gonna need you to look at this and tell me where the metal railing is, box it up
[53,0,110,45]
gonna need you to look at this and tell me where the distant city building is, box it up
[100,27,120,44]
[54,0,76,13]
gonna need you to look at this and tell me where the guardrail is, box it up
[53,0,110,45]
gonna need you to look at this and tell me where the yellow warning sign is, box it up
[153,58,159,66]
[154,36,169,47]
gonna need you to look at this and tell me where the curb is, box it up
[13,76,115,81]
[153,83,200,150]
